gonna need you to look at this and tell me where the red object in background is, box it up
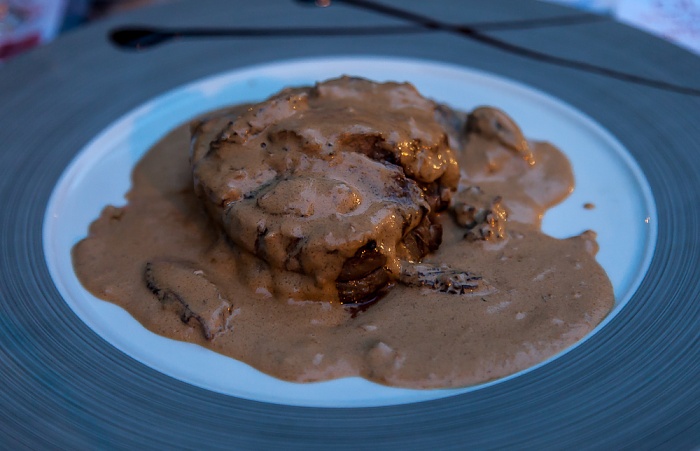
[0,32,41,59]
[0,0,66,62]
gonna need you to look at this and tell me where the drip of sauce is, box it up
[72,78,614,389]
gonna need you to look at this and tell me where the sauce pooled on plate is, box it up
[72,77,614,388]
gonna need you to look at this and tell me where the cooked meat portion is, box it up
[190,77,461,303]
[145,260,232,339]
[191,77,459,208]
[223,152,436,301]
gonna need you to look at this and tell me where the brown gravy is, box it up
[72,79,613,389]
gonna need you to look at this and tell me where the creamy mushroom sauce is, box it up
[72,78,613,388]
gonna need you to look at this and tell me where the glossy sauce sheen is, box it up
[72,79,614,388]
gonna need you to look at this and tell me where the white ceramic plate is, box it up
[43,56,657,408]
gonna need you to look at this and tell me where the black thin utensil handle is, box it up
[331,0,700,96]
[109,24,428,49]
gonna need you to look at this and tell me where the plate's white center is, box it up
[43,57,657,408]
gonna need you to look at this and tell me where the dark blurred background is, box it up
[1,0,698,62]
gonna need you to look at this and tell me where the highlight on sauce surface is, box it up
[72,77,614,388]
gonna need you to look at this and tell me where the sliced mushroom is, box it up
[465,106,534,165]
[399,262,487,295]
[145,260,232,340]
